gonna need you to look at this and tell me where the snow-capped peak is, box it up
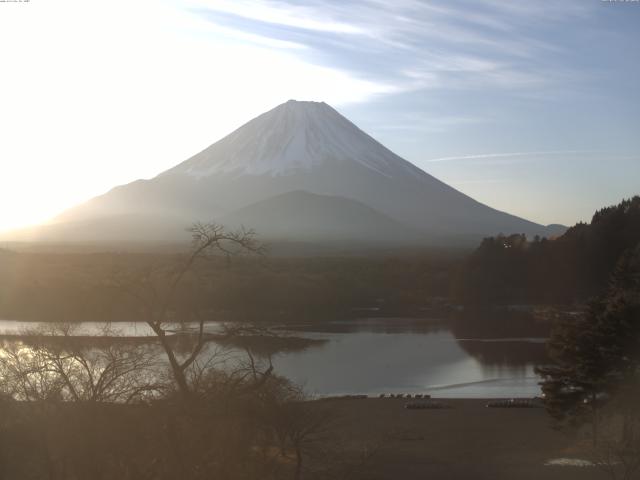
[164,100,421,179]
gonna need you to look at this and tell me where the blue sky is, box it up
[0,0,638,230]
[193,0,640,226]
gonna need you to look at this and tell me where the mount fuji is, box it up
[15,100,561,247]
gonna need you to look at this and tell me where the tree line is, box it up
[0,224,381,480]
[454,196,640,305]
[537,243,640,479]
[457,196,640,478]
[0,246,461,324]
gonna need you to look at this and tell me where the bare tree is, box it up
[261,390,384,480]
[257,382,336,480]
[112,222,266,398]
[0,323,163,403]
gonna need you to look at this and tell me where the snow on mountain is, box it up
[10,100,561,247]
[163,100,422,179]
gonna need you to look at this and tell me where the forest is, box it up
[0,198,638,479]
[0,247,462,325]
[2,197,639,326]
[454,196,640,305]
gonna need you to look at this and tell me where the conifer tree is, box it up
[537,244,640,444]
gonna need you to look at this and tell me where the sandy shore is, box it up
[316,398,601,480]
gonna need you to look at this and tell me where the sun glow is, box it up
[0,0,392,234]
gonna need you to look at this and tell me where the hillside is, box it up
[455,196,640,304]
[5,100,559,247]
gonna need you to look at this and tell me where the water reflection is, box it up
[455,338,547,367]
[273,318,547,398]
[0,320,224,337]
[0,316,547,398]
[279,317,447,335]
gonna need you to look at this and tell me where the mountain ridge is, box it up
[221,190,425,245]
[5,100,564,247]
[161,100,423,179]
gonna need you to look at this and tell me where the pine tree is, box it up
[537,244,640,444]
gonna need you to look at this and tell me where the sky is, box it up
[0,0,638,232]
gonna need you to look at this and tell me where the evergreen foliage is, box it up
[456,196,640,304]
[536,244,640,441]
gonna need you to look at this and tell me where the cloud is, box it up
[370,115,487,134]
[0,0,628,231]
[186,0,367,34]
[186,0,595,98]
[0,0,396,231]
[425,150,591,164]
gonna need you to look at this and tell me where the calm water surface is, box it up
[272,319,546,398]
[0,318,547,398]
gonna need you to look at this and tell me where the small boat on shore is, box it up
[485,398,542,408]
[404,400,449,410]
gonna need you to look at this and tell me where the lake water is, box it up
[0,320,207,337]
[0,318,547,398]
[271,319,546,398]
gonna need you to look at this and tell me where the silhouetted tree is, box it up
[0,323,162,403]
[455,196,640,305]
[113,222,266,398]
[537,244,640,445]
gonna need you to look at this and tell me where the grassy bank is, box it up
[316,398,601,480]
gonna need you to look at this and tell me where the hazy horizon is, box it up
[0,4,638,478]
[1,0,639,233]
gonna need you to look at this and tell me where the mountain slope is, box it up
[221,190,424,245]
[16,100,559,246]
[163,99,421,178]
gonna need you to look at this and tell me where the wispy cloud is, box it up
[426,150,592,163]
[187,0,367,34]
[0,0,635,231]
[181,0,600,107]
[371,115,487,134]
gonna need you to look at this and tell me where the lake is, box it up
[0,317,547,398]
[271,318,546,398]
